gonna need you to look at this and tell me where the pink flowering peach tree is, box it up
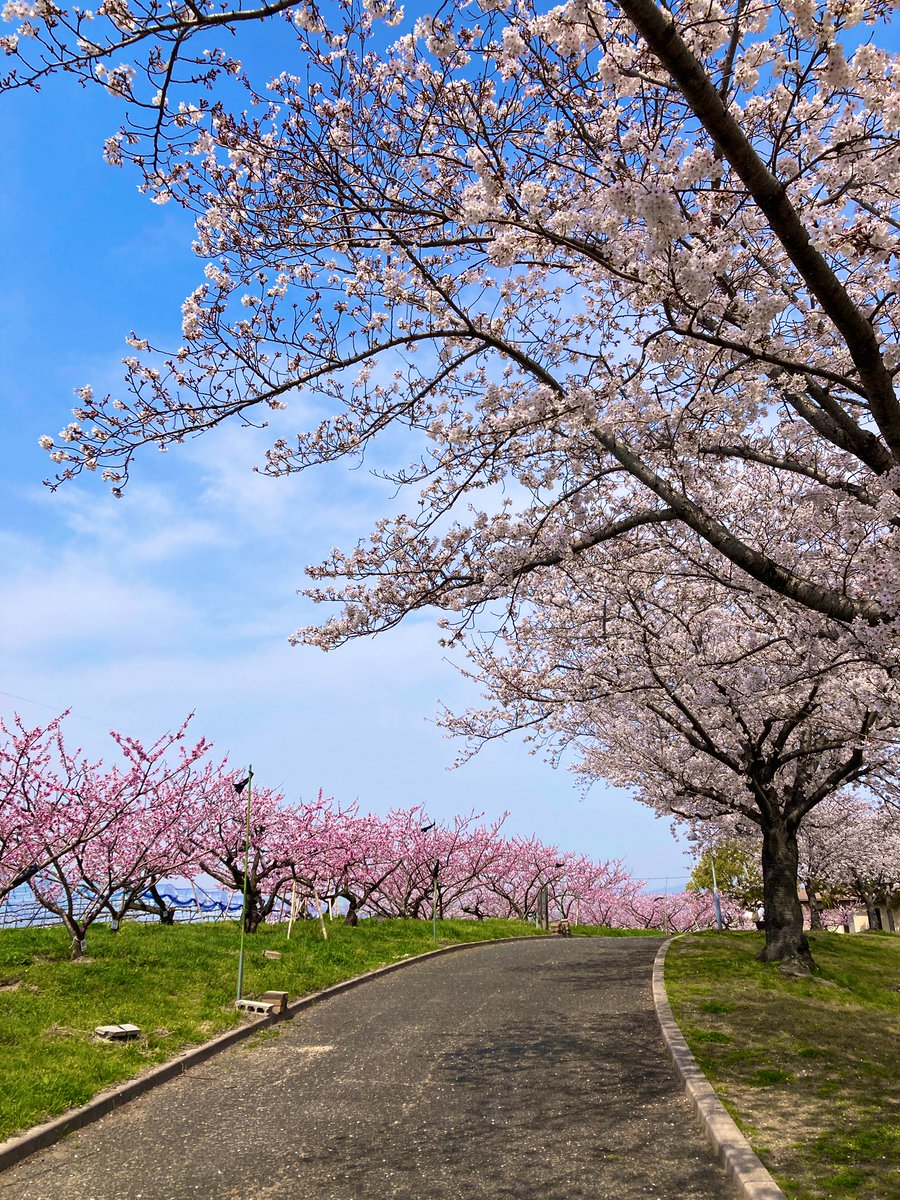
[190,776,336,933]
[366,806,509,920]
[20,716,214,956]
[1,713,717,937]
[0,714,76,903]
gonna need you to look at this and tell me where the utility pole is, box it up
[711,853,723,931]
[431,860,439,944]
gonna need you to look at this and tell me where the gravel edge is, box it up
[652,937,787,1200]
[0,932,541,1174]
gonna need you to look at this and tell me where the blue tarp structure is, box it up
[148,889,243,915]
[0,880,246,928]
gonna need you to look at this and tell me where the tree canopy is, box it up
[3,0,898,651]
[687,840,764,910]
[440,524,900,964]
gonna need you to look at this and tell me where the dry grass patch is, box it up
[666,931,900,1200]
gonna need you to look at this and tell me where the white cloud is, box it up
[0,115,691,883]
[0,531,196,659]
[47,482,233,565]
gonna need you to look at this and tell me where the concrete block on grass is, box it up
[260,991,288,1013]
[235,998,275,1016]
[95,1024,140,1041]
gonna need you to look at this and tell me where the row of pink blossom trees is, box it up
[0,713,728,957]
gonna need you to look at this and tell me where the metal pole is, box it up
[236,766,253,1001]
[432,862,439,944]
[663,876,668,936]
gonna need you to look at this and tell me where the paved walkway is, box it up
[1,938,731,1199]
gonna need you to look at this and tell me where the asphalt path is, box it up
[2,937,732,1200]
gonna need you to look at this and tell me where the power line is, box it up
[0,687,110,727]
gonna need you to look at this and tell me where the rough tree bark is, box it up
[805,879,824,932]
[243,892,273,933]
[131,884,176,924]
[340,891,360,926]
[863,892,883,931]
[759,822,814,970]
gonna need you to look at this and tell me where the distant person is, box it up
[755,905,766,931]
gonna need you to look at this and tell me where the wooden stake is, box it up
[286,881,297,940]
[312,881,329,940]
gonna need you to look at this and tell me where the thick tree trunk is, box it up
[243,896,265,933]
[759,823,814,970]
[806,880,824,931]
[342,893,360,926]
[863,893,882,931]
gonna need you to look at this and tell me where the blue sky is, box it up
[0,43,693,886]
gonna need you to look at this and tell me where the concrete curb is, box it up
[652,937,787,1200]
[0,932,541,1175]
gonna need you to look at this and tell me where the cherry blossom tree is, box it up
[7,0,900,956]
[838,806,900,929]
[796,794,900,930]
[707,793,900,928]
[443,526,900,968]
[2,0,898,663]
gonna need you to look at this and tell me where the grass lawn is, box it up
[665,931,900,1200]
[0,916,538,1142]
